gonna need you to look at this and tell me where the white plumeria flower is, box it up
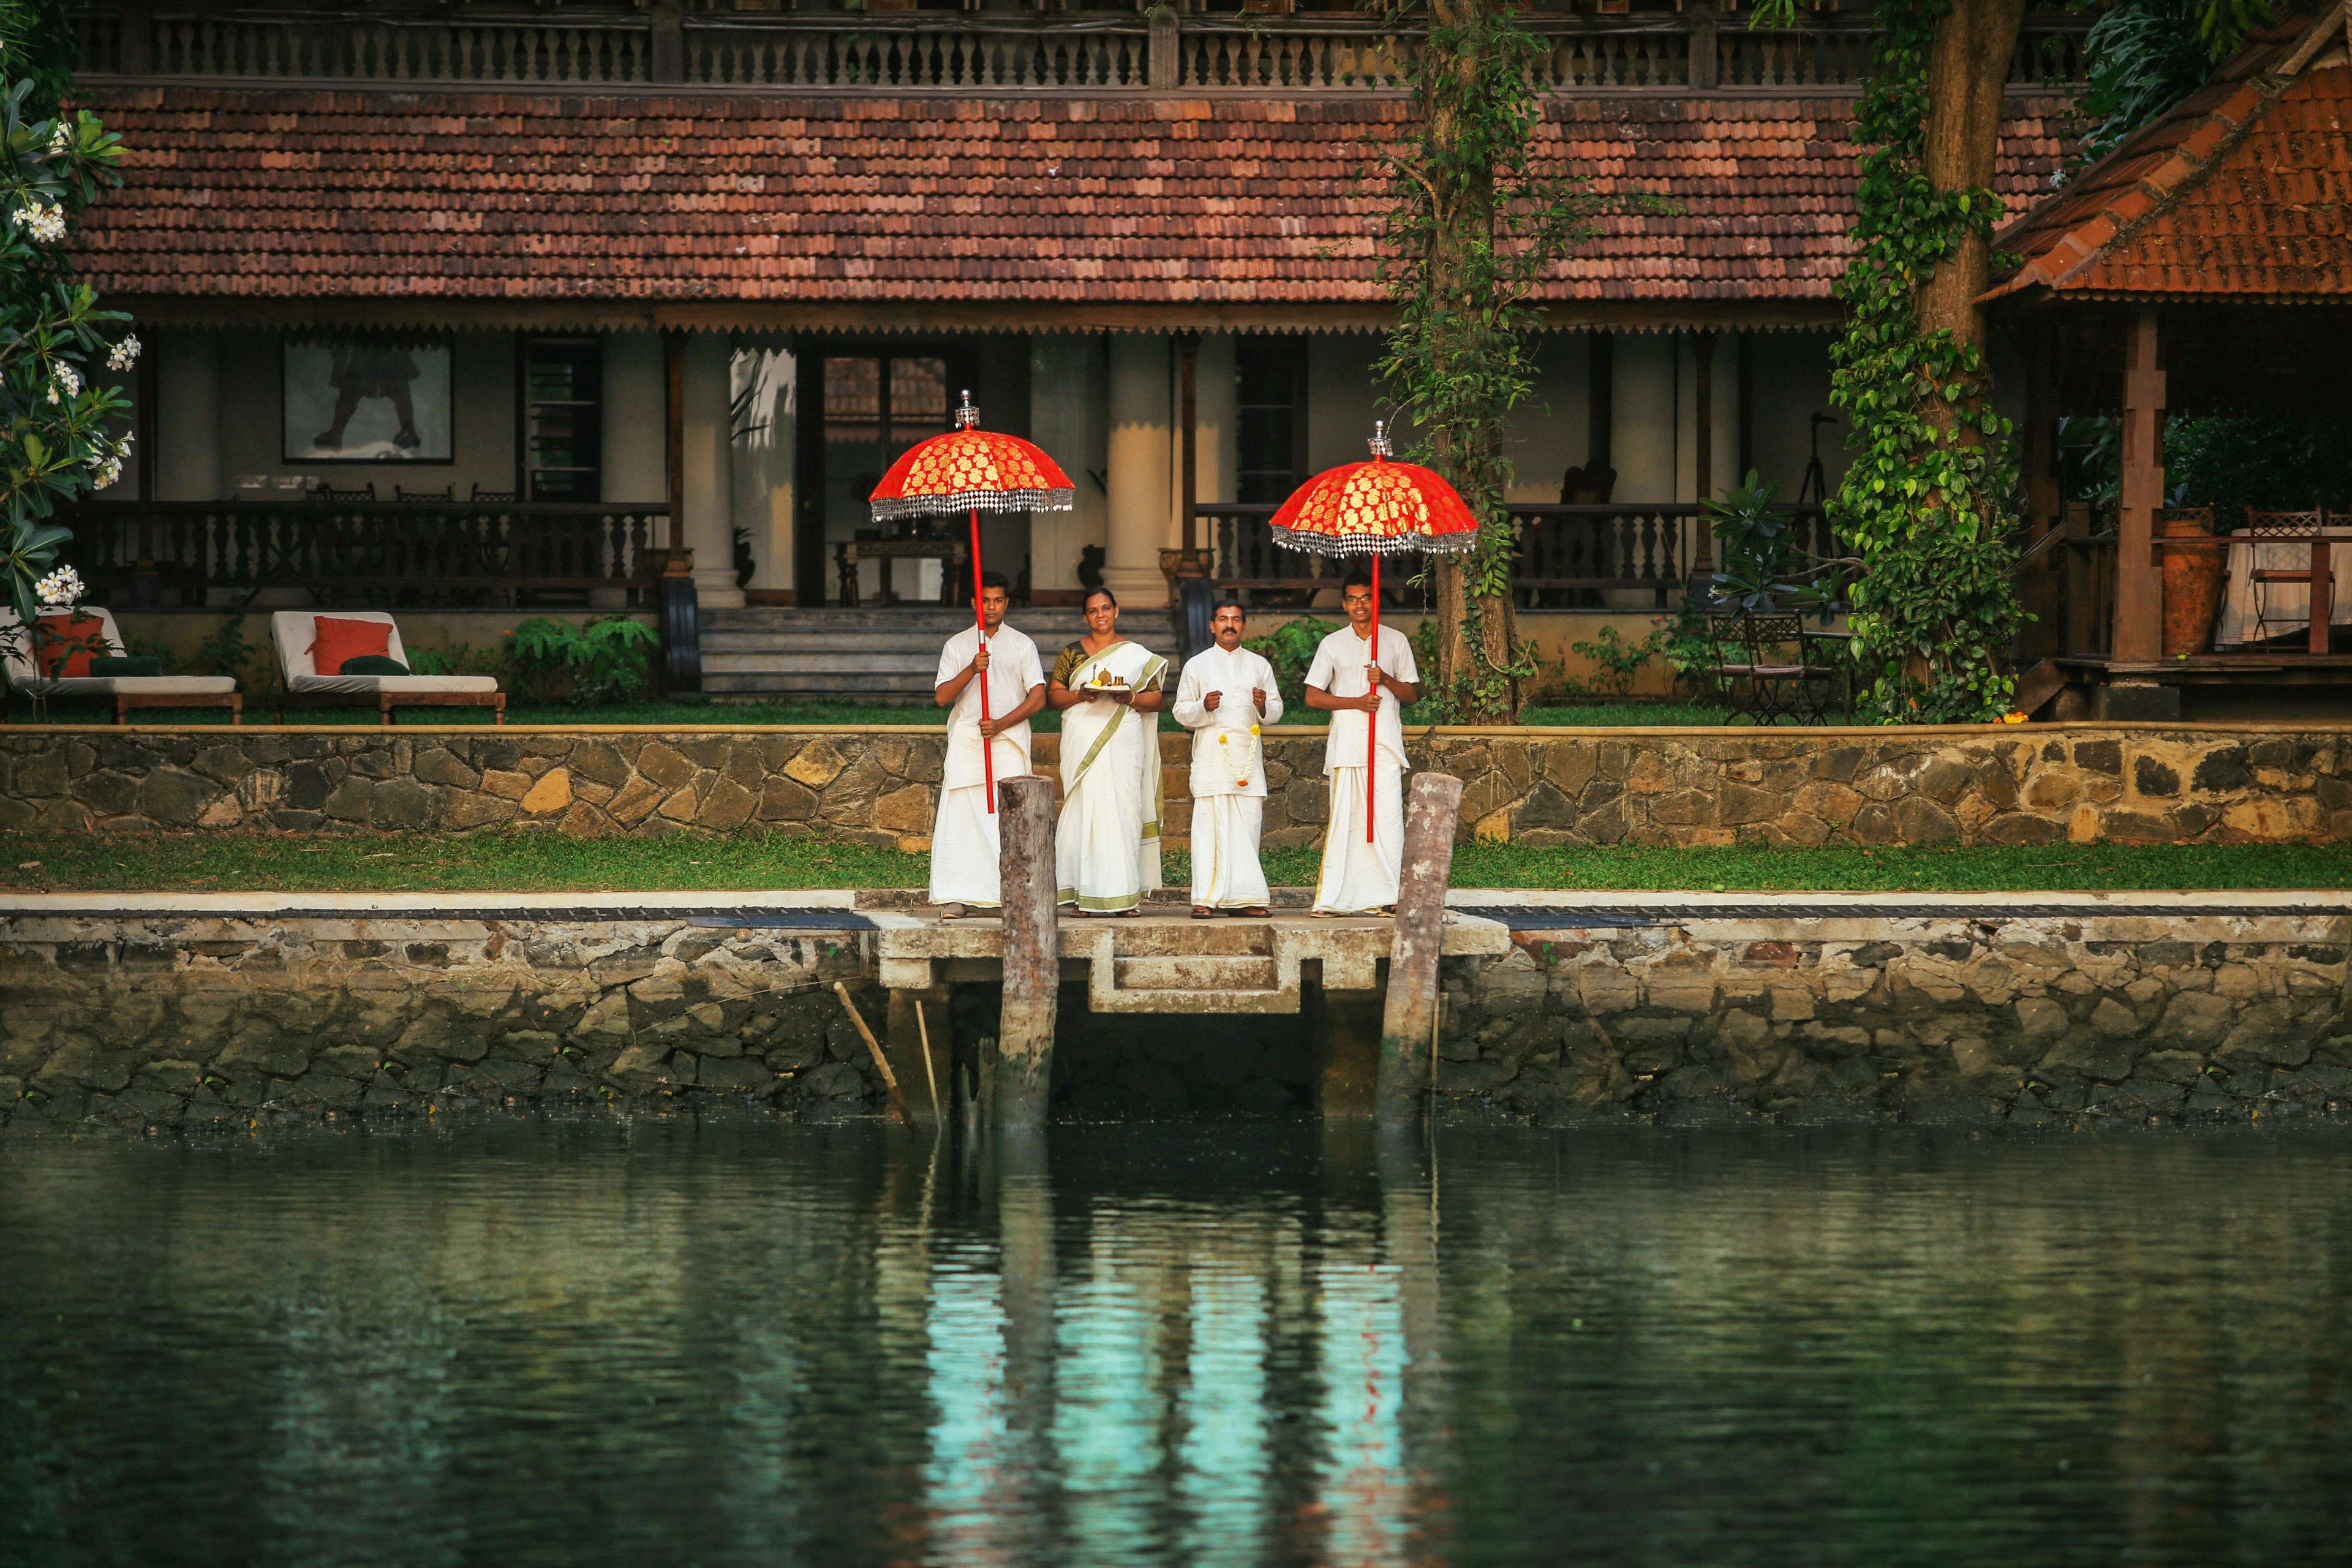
[47,361,81,404]
[34,565,85,609]
[47,122,70,156]
[91,454,123,489]
[13,199,66,245]
[107,335,141,372]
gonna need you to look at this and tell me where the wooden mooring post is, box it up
[1376,772,1464,1123]
[995,775,1060,1131]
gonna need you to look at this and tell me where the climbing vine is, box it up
[1371,0,1653,722]
[1823,0,2023,722]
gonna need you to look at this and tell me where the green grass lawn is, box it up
[3,831,2348,895]
[4,696,1727,730]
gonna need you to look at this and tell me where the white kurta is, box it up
[928,622,1043,908]
[1172,645,1284,909]
[1306,625,1419,914]
[1054,639,1167,912]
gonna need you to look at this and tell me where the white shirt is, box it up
[1172,644,1284,799]
[1306,624,1417,775]
[935,622,1043,790]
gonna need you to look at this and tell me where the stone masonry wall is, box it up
[13,907,2352,1130]
[1438,913,2352,1125]
[0,913,894,1128]
[2,723,2351,846]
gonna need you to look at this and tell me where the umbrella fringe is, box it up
[872,489,1075,521]
[1270,529,1479,557]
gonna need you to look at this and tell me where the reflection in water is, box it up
[924,1248,1017,1567]
[2,1121,2350,1567]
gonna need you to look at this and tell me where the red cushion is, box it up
[34,613,112,679]
[309,616,393,676]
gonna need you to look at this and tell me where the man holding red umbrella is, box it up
[1304,572,1421,914]
[870,392,1071,919]
[1267,423,1457,918]
[930,571,1046,918]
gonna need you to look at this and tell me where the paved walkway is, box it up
[6,887,2352,922]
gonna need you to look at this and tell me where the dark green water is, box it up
[3,1120,2349,1568]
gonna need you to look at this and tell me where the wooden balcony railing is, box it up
[1196,500,1836,612]
[69,4,2088,91]
[62,500,669,609]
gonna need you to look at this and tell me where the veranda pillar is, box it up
[1104,333,1174,606]
[680,332,747,610]
[2113,310,2166,668]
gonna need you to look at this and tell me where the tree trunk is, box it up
[1915,0,2028,358]
[1423,0,1520,723]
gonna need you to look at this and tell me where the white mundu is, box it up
[928,621,1043,908]
[1306,622,1419,914]
[1054,638,1168,913]
[1172,644,1285,910]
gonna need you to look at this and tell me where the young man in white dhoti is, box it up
[929,572,1047,918]
[1046,587,1167,916]
[1172,600,1283,919]
[1303,571,1420,915]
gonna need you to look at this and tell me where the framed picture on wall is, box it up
[282,333,454,462]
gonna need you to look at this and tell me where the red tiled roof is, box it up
[72,85,2070,322]
[1988,8,2352,304]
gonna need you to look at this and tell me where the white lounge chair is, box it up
[0,606,242,724]
[270,609,504,726]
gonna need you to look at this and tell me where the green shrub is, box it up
[1561,624,1667,701]
[501,616,658,707]
[1242,616,1338,713]
[406,641,501,679]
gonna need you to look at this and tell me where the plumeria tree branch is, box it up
[2,31,133,623]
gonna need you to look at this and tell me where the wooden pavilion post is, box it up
[2113,309,2166,666]
[2021,330,2060,540]
[1691,332,1717,573]
[663,328,687,560]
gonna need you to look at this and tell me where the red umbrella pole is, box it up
[970,507,995,814]
[1367,552,1379,843]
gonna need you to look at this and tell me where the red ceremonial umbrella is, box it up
[870,392,1075,812]
[1269,421,1479,841]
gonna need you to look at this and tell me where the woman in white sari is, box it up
[1048,588,1168,915]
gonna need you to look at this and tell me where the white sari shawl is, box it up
[1056,639,1168,907]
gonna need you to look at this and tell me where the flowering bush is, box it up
[2,4,132,624]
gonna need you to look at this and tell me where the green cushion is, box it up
[340,655,411,676]
[88,656,162,677]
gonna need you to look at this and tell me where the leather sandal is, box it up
[1192,905,1215,920]
[1240,906,1271,918]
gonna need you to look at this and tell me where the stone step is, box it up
[703,649,945,671]
[703,632,983,654]
[1088,985,1300,1016]
[1080,927,1300,1015]
[1097,924,1274,957]
[696,606,1183,701]
[703,674,937,698]
[703,608,1175,635]
[1112,956,1280,991]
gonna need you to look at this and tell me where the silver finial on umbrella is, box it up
[955,390,979,430]
[1368,420,1392,459]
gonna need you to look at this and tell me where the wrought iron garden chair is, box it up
[2245,507,2329,644]
[1708,609,1847,724]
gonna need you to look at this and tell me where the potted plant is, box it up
[1700,471,1837,614]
